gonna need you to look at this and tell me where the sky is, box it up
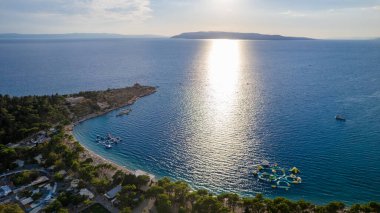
[0,0,379,38]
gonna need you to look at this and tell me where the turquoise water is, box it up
[1,39,380,204]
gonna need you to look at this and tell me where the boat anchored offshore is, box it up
[253,161,302,191]
[116,109,132,117]
[95,133,122,149]
[335,115,346,121]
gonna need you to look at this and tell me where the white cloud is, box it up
[88,0,152,21]
[0,0,152,22]
[275,4,380,39]
[360,5,380,11]
[280,10,306,17]
[0,0,153,33]
[279,4,380,17]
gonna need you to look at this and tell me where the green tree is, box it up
[112,170,125,184]
[146,185,165,199]
[178,206,187,213]
[71,160,80,171]
[118,184,143,209]
[173,181,190,205]
[186,191,199,206]
[156,194,172,213]
[368,202,380,212]
[57,209,69,213]
[91,177,111,193]
[157,177,171,188]
[136,175,150,188]
[296,200,313,212]
[196,189,210,196]
[0,94,69,144]
[193,196,228,213]
[0,203,24,213]
[217,193,240,212]
[121,207,132,213]
[45,200,63,212]
[349,204,361,213]
[277,203,291,213]
[325,202,345,213]
[11,170,39,186]
[122,174,139,186]
[242,197,265,213]
[0,144,17,169]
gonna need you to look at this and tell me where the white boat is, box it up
[335,115,346,121]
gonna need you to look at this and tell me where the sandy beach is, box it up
[65,124,132,175]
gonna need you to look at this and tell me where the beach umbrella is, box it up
[289,167,300,174]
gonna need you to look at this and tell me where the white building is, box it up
[31,176,49,186]
[34,154,43,164]
[70,179,80,188]
[13,160,25,168]
[104,185,122,199]
[80,188,94,199]
[20,197,33,205]
[57,170,67,176]
[0,185,12,197]
[29,206,42,213]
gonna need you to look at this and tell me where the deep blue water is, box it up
[1,38,380,204]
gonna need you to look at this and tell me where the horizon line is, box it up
[0,32,378,40]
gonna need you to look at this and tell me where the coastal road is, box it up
[95,195,119,213]
[0,165,43,178]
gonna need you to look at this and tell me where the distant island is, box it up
[0,33,164,40]
[172,31,313,40]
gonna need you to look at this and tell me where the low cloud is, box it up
[0,0,152,32]
[280,10,306,17]
[88,0,152,21]
[280,4,380,17]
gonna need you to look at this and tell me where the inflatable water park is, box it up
[253,160,302,190]
[95,133,122,149]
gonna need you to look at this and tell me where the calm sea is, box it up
[1,38,380,204]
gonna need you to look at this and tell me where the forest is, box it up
[0,94,69,144]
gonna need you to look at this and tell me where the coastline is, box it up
[73,89,156,125]
[65,88,157,179]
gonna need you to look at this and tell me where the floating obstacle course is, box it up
[253,160,302,190]
[95,133,122,149]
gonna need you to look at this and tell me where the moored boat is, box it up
[335,115,346,121]
[116,109,132,117]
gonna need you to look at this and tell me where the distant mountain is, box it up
[172,31,313,40]
[0,33,164,39]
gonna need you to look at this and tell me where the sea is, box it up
[1,38,380,204]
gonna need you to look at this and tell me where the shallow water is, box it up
[1,38,380,204]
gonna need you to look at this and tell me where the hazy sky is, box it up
[0,0,379,38]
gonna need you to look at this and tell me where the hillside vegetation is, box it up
[0,84,156,144]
